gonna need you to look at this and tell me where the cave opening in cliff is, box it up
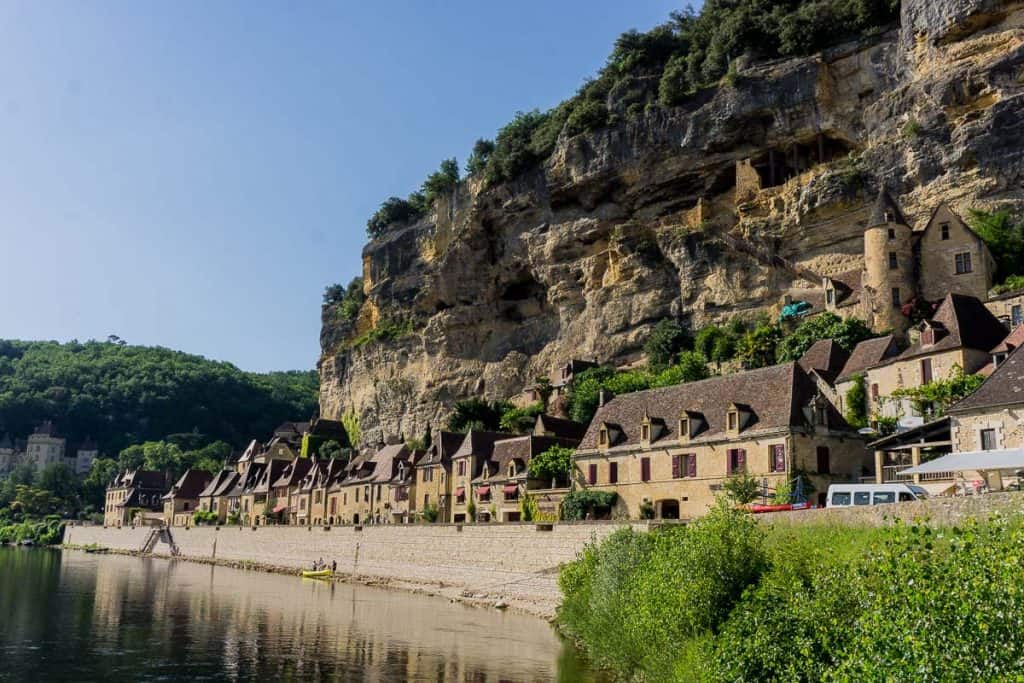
[749,134,854,189]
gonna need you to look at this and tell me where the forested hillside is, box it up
[0,340,318,454]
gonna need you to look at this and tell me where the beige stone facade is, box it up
[862,210,916,333]
[985,290,1024,328]
[951,407,1024,453]
[918,203,995,303]
[866,347,984,423]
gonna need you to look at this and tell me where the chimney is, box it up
[599,389,608,407]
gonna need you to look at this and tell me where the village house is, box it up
[786,195,996,334]
[295,457,346,526]
[196,469,239,523]
[226,462,266,526]
[449,431,507,523]
[832,334,903,417]
[574,362,866,519]
[269,457,313,524]
[246,459,291,525]
[414,431,464,522]
[798,339,851,412]
[471,434,580,522]
[385,448,422,524]
[334,444,410,525]
[865,293,1008,428]
[985,287,1024,329]
[300,416,349,457]
[948,344,1024,455]
[161,469,213,527]
[104,470,168,527]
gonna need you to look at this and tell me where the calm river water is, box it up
[0,548,599,682]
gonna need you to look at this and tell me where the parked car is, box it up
[826,483,929,508]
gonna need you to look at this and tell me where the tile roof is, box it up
[253,459,291,494]
[948,343,1024,413]
[112,469,167,490]
[829,268,863,308]
[992,324,1024,354]
[868,190,907,227]
[893,293,1007,363]
[452,430,509,461]
[836,335,901,382]
[197,469,239,499]
[417,431,465,467]
[477,435,579,482]
[32,421,60,437]
[533,414,588,442]
[162,469,213,501]
[271,457,313,488]
[579,362,844,450]
[798,339,850,384]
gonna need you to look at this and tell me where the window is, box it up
[826,289,835,306]
[888,252,898,269]
[853,491,871,506]
[686,454,697,478]
[343,493,347,505]
[671,454,683,479]
[887,228,895,240]
[922,328,935,345]
[1013,304,1023,328]
[884,210,894,223]
[891,287,901,307]
[457,460,466,476]
[640,423,650,442]
[314,490,322,503]
[920,358,933,384]
[873,492,895,505]
[871,383,879,401]
[640,457,651,482]
[769,444,785,473]
[423,493,429,507]
[727,449,746,474]
[816,446,831,474]
[955,252,972,274]
[831,491,851,506]
[183,502,190,511]
[940,222,949,240]
[727,411,738,431]
[376,485,381,501]
[981,428,997,451]
[678,418,689,439]
[355,488,359,503]
[609,462,618,484]
[330,499,336,514]
[587,464,597,485]
[598,428,609,447]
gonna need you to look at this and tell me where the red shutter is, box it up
[771,445,785,473]
[588,464,597,485]
[671,454,681,479]
[687,454,697,478]
[641,457,651,482]
[921,358,933,384]
[609,462,618,484]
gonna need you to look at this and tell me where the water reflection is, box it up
[0,548,598,682]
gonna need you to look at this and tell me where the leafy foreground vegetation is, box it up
[559,502,1024,682]
[0,339,318,455]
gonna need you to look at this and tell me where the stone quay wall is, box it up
[64,522,647,618]
[761,492,1024,527]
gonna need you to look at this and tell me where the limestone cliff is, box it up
[320,0,1024,447]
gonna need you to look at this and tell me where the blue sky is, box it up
[0,1,679,372]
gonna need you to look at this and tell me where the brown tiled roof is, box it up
[893,293,1007,363]
[32,421,60,437]
[579,363,843,450]
[868,190,907,227]
[830,269,863,308]
[418,431,464,467]
[948,344,1024,413]
[309,417,348,442]
[452,430,508,460]
[197,469,238,499]
[271,457,313,488]
[992,324,1024,354]
[162,469,213,501]
[112,469,167,491]
[254,460,291,494]
[798,339,850,384]
[836,335,900,382]
[533,414,588,442]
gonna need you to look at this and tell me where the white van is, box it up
[826,483,929,508]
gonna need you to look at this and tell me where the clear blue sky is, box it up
[0,1,679,372]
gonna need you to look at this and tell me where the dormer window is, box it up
[598,427,609,447]
[922,328,935,346]
[678,417,689,441]
[940,223,950,240]
[884,210,894,223]
[994,352,1008,368]
[727,410,738,432]
[508,463,516,477]
[640,422,651,443]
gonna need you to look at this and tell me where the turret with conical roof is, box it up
[863,189,915,333]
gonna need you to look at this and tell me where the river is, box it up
[0,547,599,681]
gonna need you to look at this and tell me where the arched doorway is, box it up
[658,499,680,520]
[352,513,360,524]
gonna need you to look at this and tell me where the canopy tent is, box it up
[900,447,1024,475]
[271,503,288,514]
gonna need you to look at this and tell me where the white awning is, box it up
[900,448,1024,475]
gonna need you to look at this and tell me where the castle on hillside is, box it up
[787,193,996,333]
[0,421,99,477]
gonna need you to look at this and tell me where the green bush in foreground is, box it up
[560,510,1024,681]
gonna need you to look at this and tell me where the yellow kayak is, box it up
[301,569,333,579]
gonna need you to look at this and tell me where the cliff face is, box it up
[320,0,1024,447]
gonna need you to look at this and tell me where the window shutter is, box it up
[609,462,618,484]
[588,464,597,485]
[737,449,746,472]
[687,454,697,478]
[641,457,651,482]
[671,454,681,479]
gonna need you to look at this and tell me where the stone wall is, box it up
[952,406,1024,451]
[65,521,646,617]
[762,490,1024,526]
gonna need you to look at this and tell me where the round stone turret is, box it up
[863,191,915,333]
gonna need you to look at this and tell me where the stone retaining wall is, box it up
[762,492,1024,526]
[64,522,645,617]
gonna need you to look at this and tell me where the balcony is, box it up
[880,465,954,483]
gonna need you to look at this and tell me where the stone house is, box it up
[26,421,65,471]
[161,469,213,527]
[789,195,996,335]
[196,469,239,523]
[226,462,265,526]
[386,449,422,524]
[865,293,1008,428]
[269,457,313,524]
[333,444,409,525]
[449,431,507,523]
[0,433,19,476]
[75,438,99,476]
[948,344,1024,454]
[832,335,902,417]
[245,459,291,526]
[533,414,588,441]
[984,287,1024,329]
[574,362,866,519]
[798,339,850,411]
[414,431,464,522]
[470,434,580,523]
[293,457,345,526]
[104,470,168,527]
[300,417,349,457]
